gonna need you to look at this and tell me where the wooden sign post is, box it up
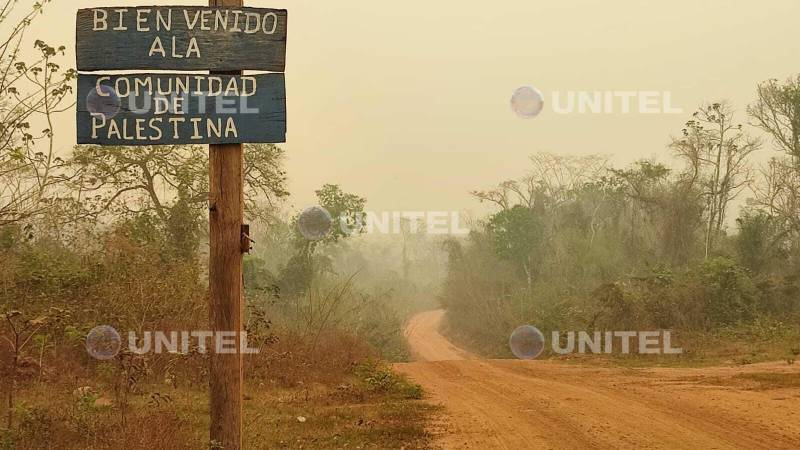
[208,0,245,446]
[76,1,288,447]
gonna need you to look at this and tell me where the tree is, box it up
[671,103,759,258]
[748,76,800,237]
[315,183,366,243]
[612,161,704,265]
[67,143,288,253]
[0,0,76,226]
[735,210,787,273]
[486,205,545,293]
[279,184,366,296]
[749,75,800,166]
[472,153,608,212]
[751,158,800,236]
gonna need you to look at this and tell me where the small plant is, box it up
[245,303,278,350]
[355,359,424,399]
[396,380,424,400]
[105,350,149,430]
[75,391,101,410]
[68,391,101,435]
[1,310,50,429]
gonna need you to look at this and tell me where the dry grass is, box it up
[0,330,433,450]
[730,372,800,390]
[678,371,800,392]
[1,372,435,449]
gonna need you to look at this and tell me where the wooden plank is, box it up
[76,72,286,145]
[76,6,287,72]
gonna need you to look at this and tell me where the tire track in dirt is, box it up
[394,309,800,449]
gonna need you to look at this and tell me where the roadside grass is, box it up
[733,372,800,390]
[688,372,800,391]
[240,388,437,449]
[240,360,434,449]
[575,330,800,369]
[442,313,800,370]
[1,363,434,450]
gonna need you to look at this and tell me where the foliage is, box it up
[748,76,800,239]
[749,75,800,162]
[67,143,288,253]
[486,205,545,288]
[735,210,788,272]
[671,102,760,258]
[442,95,800,357]
[314,183,367,243]
[355,359,423,399]
[279,184,367,296]
[0,0,77,227]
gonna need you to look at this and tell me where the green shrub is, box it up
[699,258,758,327]
[355,360,423,400]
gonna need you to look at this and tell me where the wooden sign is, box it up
[76,73,286,145]
[76,7,287,71]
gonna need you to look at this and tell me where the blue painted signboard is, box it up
[76,7,287,72]
[77,73,286,145]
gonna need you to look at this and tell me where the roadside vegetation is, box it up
[2,0,798,447]
[0,2,436,448]
[441,90,800,366]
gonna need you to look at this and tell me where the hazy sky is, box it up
[26,0,800,215]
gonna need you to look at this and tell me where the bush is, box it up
[355,360,423,400]
[698,258,759,327]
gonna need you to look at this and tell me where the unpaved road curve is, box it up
[394,309,800,449]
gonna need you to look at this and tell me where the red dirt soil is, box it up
[395,309,800,449]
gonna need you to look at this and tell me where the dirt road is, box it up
[394,309,800,449]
